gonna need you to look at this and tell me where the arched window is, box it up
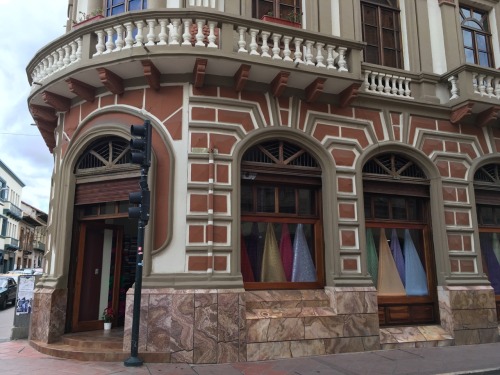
[240,140,324,289]
[75,137,132,174]
[474,163,500,320]
[363,153,438,326]
[460,5,494,67]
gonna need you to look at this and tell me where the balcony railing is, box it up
[33,240,46,252]
[27,10,364,92]
[4,237,19,251]
[3,202,22,220]
[444,64,500,103]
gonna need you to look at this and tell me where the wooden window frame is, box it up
[361,0,403,69]
[253,0,302,22]
[459,4,494,68]
[105,0,147,17]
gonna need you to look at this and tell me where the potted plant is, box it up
[102,307,114,330]
[260,10,302,28]
[72,8,104,28]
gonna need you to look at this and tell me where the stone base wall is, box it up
[123,288,246,363]
[438,286,498,345]
[30,288,67,344]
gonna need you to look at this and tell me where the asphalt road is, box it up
[0,303,15,342]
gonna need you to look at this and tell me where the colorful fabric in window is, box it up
[493,233,500,265]
[377,228,405,296]
[246,222,263,281]
[241,236,255,282]
[403,229,428,296]
[480,233,500,295]
[279,223,293,281]
[390,229,405,286]
[292,224,316,282]
[366,228,378,287]
[261,223,286,282]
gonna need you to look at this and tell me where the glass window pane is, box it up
[461,7,470,18]
[383,29,396,48]
[407,199,418,221]
[381,10,395,29]
[464,48,475,63]
[118,201,128,213]
[374,197,389,219]
[365,46,379,64]
[257,187,275,213]
[83,205,98,216]
[298,189,315,215]
[464,20,481,30]
[363,5,377,26]
[241,185,253,212]
[383,48,397,67]
[495,207,500,225]
[279,187,296,214]
[365,25,379,45]
[462,30,473,48]
[476,34,487,50]
[364,197,372,219]
[481,206,494,225]
[478,52,490,67]
[392,197,406,220]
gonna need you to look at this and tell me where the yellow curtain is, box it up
[261,223,286,282]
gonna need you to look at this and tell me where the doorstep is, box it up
[380,325,454,349]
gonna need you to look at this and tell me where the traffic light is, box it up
[128,189,150,222]
[130,120,151,167]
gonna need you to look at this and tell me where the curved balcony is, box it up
[3,202,22,221]
[27,9,364,107]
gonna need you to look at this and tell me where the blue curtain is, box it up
[403,229,428,296]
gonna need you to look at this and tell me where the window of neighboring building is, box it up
[474,163,500,320]
[361,0,403,69]
[253,0,302,23]
[363,153,438,326]
[0,218,6,237]
[0,179,7,201]
[460,5,494,67]
[240,140,324,289]
[105,0,147,16]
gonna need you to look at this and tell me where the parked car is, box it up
[0,276,17,309]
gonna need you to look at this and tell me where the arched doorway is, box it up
[240,139,325,289]
[67,137,140,332]
[362,153,439,326]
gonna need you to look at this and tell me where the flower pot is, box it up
[260,15,301,28]
[104,322,112,330]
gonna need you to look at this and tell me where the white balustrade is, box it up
[31,38,83,85]
[472,72,500,100]
[363,70,413,98]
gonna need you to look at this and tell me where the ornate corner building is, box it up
[27,0,500,363]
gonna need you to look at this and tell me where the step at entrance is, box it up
[379,325,454,349]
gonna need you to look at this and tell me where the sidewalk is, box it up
[1,339,500,375]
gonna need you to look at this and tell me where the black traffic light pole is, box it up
[124,120,151,367]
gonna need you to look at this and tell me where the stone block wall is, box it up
[30,288,67,344]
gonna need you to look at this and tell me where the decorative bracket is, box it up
[193,58,208,88]
[97,68,124,95]
[339,83,361,108]
[271,71,290,97]
[66,78,96,103]
[305,78,326,103]
[234,64,251,92]
[450,102,474,125]
[29,104,57,122]
[42,91,71,112]
[141,60,161,91]
[476,106,500,128]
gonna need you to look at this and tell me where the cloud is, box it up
[0,0,67,212]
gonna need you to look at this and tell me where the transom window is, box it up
[361,0,403,68]
[253,0,302,23]
[460,5,494,67]
[75,137,132,174]
[363,153,437,326]
[240,140,323,289]
[474,163,500,320]
[106,0,147,16]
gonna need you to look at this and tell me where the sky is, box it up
[0,0,68,213]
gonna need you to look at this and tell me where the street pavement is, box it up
[0,339,500,374]
[0,304,15,342]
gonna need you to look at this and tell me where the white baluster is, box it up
[260,31,271,58]
[272,33,282,60]
[404,78,411,97]
[304,40,314,65]
[326,45,336,69]
[158,19,168,45]
[114,25,124,51]
[146,19,157,46]
[283,36,293,62]
[485,76,494,97]
[51,51,59,72]
[195,19,205,47]
[63,45,71,66]
[337,47,348,72]
[391,76,398,95]
[182,19,192,46]
[369,72,377,91]
[104,27,115,53]
[397,77,404,96]
[377,73,385,93]
[207,21,217,48]
[315,42,325,68]
[76,38,82,61]
[495,78,500,99]
[45,55,54,76]
[123,22,135,49]
[170,19,181,45]
[237,26,248,53]
[56,48,65,70]
[363,70,370,91]
[41,58,49,79]
[94,30,106,56]
[134,20,145,47]
[70,41,77,62]
[293,37,304,64]
[249,29,259,55]
[384,74,392,94]
[478,74,486,96]
[472,72,479,93]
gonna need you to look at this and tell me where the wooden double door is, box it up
[71,222,131,332]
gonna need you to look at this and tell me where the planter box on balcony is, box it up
[72,15,104,29]
[260,15,301,28]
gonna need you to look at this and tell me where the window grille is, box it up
[363,153,427,179]
[75,138,132,173]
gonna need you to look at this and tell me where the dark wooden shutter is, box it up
[74,178,139,205]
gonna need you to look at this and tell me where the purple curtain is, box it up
[279,223,294,281]
[246,222,263,281]
[480,233,500,295]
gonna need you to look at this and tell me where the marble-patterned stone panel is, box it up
[382,326,427,343]
[324,337,364,354]
[267,317,305,341]
[362,335,381,351]
[452,309,498,329]
[325,287,377,314]
[343,313,379,337]
[418,325,453,341]
[30,289,51,342]
[193,292,218,364]
[304,316,344,339]
[218,293,239,342]
[438,287,454,334]
[146,293,172,352]
[170,293,194,352]
[171,350,194,363]
[450,288,496,309]
[478,327,499,343]
[247,318,270,343]
[454,329,480,345]
[123,290,134,351]
[218,341,239,363]
[246,341,292,361]
[290,339,326,357]
[138,293,150,351]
